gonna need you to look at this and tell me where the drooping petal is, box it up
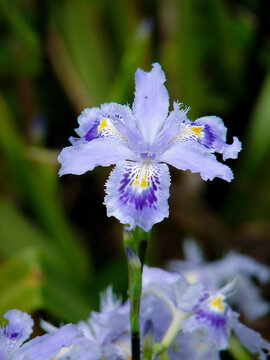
[232,314,270,359]
[194,116,242,160]
[3,309,33,348]
[104,160,171,231]
[212,253,270,284]
[16,324,78,360]
[58,139,137,176]
[168,331,221,360]
[159,142,234,181]
[182,295,233,350]
[132,63,169,145]
[233,276,270,321]
[55,343,101,360]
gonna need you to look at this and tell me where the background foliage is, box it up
[0,0,269,343]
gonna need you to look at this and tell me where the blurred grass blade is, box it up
[0,197,45,256]
[0,93,90,279]
[241,70,270,176]
[0,249,43,318]
[51,0,112,105]
[0,196,93,321]
[47,23,92,111]
[0,0,40,54]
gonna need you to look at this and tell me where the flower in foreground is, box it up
[0,309,78,360]
[45,287,131,360]
[58,63,241,231]
[43,267,270,360]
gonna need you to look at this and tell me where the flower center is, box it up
[209,294,225,313]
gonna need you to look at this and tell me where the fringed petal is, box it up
[104,161,171,231]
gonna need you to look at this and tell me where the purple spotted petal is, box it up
[182,304,233,350]
[3,309,33,348]
[104,161,171,231]
[159,142,234,181]
[194,116,242,160]
[58,139,137,176]
[132,63,169,145]
[72,103,143,150]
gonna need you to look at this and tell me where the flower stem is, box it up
[229,336,253,360]
[124,228,151,360]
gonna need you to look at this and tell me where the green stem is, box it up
[229,335,253,360]
[124,228,150,360]
[150,289,188,357]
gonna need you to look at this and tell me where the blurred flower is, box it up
[0,309,77,360]
[49,287,131,360]
[40,267,270,360]
[58,63,241,231]
[168,239,270,321]
[142,266,270,359]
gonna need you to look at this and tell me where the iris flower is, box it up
[58,63,241,231]
[0,309,78,360]
[141,266,270,360]
[169,239,270,321]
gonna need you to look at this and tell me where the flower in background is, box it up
[39,267,270,360]
[168,239,270,321]
[0,309,78,360]
[141,266,270,360]
[58,63,241,231]
[46,287,131,360]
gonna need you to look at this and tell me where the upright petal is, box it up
[150,102,189,154]
[73,103,144,152]
[104,160,171,231]
[159,142,234,182]
[58,139,137,176]
[132,63,169,145]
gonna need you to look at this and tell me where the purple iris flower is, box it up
[0,309,78,360]
[141,266,270,359]
[168,239,270,321]
[44,287,131,360]
[58,63,241,231]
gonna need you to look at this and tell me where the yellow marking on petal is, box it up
[209,294,225,312]
[169,125,204,144]
[98,118,108,133]
[190,125,204,138]
[132,165,151,191]
[53,346,72,360]
[97,117,127,142]
[184,271,199,284]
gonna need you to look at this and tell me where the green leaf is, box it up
[0,93,90,280]
[0,249,43,318]
[241,70,270,176]
[51,0,111,105]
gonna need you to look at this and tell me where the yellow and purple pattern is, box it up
[58,63,241,231]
